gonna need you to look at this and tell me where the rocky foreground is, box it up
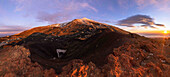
[0,18,169,77]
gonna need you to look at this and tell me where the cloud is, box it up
[0,6,2,13]
[134,0,170,11]
[0,25,29,32]
[36,11,75,23]
[155,24,165,27]
[0,5,6,15]
[141,25,157,29]
[0,25,29,37]
[117,23,135,27]
[117,0,170,12]
[138,32,170,37]
[118,0,133,9]
[80,3,98,12]
[0,23,30,37]
[117,15,165,28]
[12,0,97,23]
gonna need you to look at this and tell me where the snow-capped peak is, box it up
[80,17,95,22]
[49,22,69,28]
[81,17,90,20]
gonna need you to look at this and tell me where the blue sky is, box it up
[0,0,169,37]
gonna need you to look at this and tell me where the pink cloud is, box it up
[0,25,29,32]
[0,5,6,15]
[12,0,98,13]
[117,0,133,9]
[12,0,32,12]
[117,0,170,12]
[134,0,170,11]
[81,3,98,12]
[0,25,27,36]
[108,5,114,12]
[12,0,97,23]
[36,11,76,23]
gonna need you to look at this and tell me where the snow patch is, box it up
[59,22,69,27]
[50,22,69,27]
[56,49,67,58]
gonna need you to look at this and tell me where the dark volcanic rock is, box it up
[0,46,56,77]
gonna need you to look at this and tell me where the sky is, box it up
[0,0,169,37]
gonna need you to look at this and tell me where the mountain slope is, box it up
[0,18,169,77]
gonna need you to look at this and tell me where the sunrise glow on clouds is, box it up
[0,0,169,37]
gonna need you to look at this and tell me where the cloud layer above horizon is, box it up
[117,15,165,28]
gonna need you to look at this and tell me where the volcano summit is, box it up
[0,18,169,77]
